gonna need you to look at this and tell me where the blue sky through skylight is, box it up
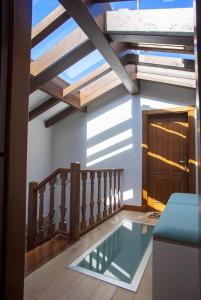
[32,0,194,84]
[135,50,195,60]
[32,0,60,27]
[111,0,193,10]
[59,50,105,84]
[31,18,78,60]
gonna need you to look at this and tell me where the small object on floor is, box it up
[149,211,161,219]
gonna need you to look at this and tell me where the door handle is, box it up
[179,160,186,165]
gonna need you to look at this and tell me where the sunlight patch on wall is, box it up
[123,189,134,202]
[87,144,133,167]
[140,98,178,109]
[87,100,132,140]
[87,129,133,157]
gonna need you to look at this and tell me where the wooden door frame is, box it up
[0,0,32,299]
[142,106,196,210]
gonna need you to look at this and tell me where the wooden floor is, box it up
[25,236,74,276]
[24,210,156,300]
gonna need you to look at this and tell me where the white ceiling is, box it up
[39,102,69,121]
[29,89,69,122]
[29,90,51,111]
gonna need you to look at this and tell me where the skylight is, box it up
[111,1,137,10]
[110,0,193,10]
[31,18,79,60]
[136,0,193,10]
[59,50,105,84]
[131,50,195,60]
[32,0,60,27]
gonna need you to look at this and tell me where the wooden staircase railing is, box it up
[27,163,123,251]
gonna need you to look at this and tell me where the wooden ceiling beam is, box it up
[137,72,196,88]
[30,12,108,93]
[62,62,111,97]
[30,28,90,76]
[108,34,194,47]
[31,5,70,48]
[30,41,94,93]
[128,44,194,54]
[40,78,86,111]
[106,9,194,53]
[45,106,77,127]
[136,65,195,80]
[29,97,60,121]
[127,54,195,72]
[106,9,193,34]
[80,70,122,106]
[58,0,139,95]
[137,66,195,88]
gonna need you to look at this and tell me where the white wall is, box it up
[26,119,54,219]
[27,118,53,184]
[52,81,196,206]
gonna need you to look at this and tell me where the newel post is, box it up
[70,162,80,240]
[27,182,38,251]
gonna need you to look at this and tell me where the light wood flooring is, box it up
[24,210,156,300]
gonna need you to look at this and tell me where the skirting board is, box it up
[123,205,147,212]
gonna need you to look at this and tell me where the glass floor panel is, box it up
[69,220,154,291]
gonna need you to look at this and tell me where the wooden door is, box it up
[147,113,189,208]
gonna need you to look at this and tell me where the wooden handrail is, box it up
[27,163,124,251]
[34,168,70,191]
[80,168,124,172]
[34,169,123,192]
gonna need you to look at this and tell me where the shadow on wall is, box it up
[51,82,196,207]
[85,96,136,205]
[83,83,196,207]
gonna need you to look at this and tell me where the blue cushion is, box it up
[153,202,199,245]
[168,193,199,206]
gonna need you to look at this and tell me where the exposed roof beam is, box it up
[137,66,196,88]
[108,34,194,47]
[40,78,86,111]
[127,54,195,72]
[30,41,94,93]
[58,0,139,94]
[45,106,77,127]
[106,8,194,53]
[137,73,195,88]
[31,28,90,76]
[31,5,70,48]
[80,70,122,106]
[29,97,60,121]
[106,9,193,34]
[137,65,195,80]
[63,62,111,97]
[30,13,108,93]
[128,44,194,54]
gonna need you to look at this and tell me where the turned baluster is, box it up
[48,177,56,235]
[103,171,108,217]
[89,171,95,225]
[109,171,112,214]
[59,172,68,232]
[118,170,121,208]
[113,170,117,211]
[70,162,80,240]
[27,182,38,250]
[97,172,102,221]
[81,171,87,230]
[38,185,46,242]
